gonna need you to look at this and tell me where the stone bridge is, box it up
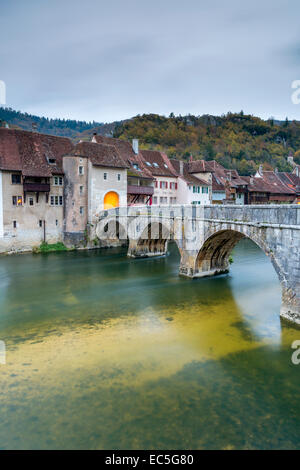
[94,204,300,325]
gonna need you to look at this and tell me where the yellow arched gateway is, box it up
[104,191,119,210]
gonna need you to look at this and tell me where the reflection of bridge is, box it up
[95,205,300,325]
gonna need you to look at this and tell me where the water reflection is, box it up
[0,240,299,449]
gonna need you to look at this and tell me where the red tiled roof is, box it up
[92,135,153,179]
[188,160,224,174]
[244,172,296,194]
[0,128,73,176]
[72,142,129,169]
[139,150,177,177]
[170,159,209,186]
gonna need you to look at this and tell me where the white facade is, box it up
[152,176,178,205]
[88,162,127,219]
[176,177,211,205]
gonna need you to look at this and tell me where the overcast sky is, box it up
[1,0,300,123]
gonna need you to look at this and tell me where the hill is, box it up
[114,113,300,175]
[0,107,119,140]
[1,108,300,175]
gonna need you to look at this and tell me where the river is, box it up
[0,239,299,449]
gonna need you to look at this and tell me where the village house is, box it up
[138,150,178,205]
[91,135,154,206]
[63,141,128,245]
[0,127,73,253]
[243,165,299,204]
[169,159,211,205]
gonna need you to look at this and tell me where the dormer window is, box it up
[146,162,152,166]
[48,158,56,165]
[153,163,159,168]
[133,164,139,170]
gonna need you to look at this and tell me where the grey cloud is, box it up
[1,0,300,122]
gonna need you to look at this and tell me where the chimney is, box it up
[250,175,254,185]
[32,122,37,132]
[91,132,97,143]
[296,166,299,177]
[179,160,184,176]
[189,154,193,162]
[132,139,139,155]
[275,167,278,174]
[259,164,263,176]
[287,151,294,166]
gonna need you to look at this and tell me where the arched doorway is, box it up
[104,191,119,210]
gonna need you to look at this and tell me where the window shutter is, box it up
[175,183,178,190]
[166,182,168,189]
[160,181,162,189]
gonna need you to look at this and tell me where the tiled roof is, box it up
[244,172,296,194]
[0,128,73,176]
[170,159,209,186]
[188,160,224,174]
[73,142,129,169]
[139,150,177,177]
[92,135,153,179]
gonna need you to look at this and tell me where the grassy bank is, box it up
[32,242,71,254]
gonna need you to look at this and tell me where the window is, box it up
[11,174,21,184]
[145,162,152,167]
[29,197,34,206]
[170,197,177,204]
[160,197,168,204]
[50,195,63,206]
[48,158,56,165]
[56,220,58,226]
[79,185,84,195]
[153,197,157,205]
[117,174,121,181]
[170,182,177,190]
[79,166,84,175]
[160,181,168,189]
[39,220,43,228]
[153,163,159,168]
[54,176,63,186]
[104,172,107,180]
[12,196,22,206]
[13,221,17,229]
[202,187,209,194]
[80,206,84,216]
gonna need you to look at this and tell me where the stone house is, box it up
[0,128,73,253]
[63,141,128,245]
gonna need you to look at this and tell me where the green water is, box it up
[0,240,299,450]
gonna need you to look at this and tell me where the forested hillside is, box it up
[2,107,300,175]
[114,113,300,175]
[0,107,116,140]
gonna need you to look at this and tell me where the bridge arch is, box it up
[194,228,284,284]
[128,220,181,259]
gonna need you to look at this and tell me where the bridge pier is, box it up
[179,249,230,279]
[280,285,300,325]
[127,239,168,258]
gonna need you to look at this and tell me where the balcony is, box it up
[23,183,50,192]
[127,185,154,196]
